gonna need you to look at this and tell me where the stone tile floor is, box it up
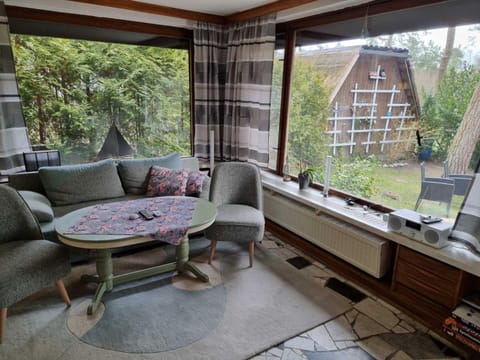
[249,231,466,360]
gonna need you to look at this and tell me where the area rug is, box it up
[0,238,351,360]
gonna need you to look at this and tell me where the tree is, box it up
[287,58,330,178]
[420,64,480,160]
[436,27,456,91]
[446,85,480,173]
[11,35,191,163]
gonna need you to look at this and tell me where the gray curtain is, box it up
[450,160,480,255]
[0,1,30,175]
[193,14,276,167]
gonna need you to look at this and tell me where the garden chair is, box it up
[443,160,474,196]
[414,162,454,217]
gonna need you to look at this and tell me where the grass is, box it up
[368,161,462,221]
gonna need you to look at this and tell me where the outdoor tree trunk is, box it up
[435,27,456,91]
[446,85,480,173]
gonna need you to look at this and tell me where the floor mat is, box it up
[325,277,367,303]
[286,256,312,269]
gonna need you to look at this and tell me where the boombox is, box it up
[387,209,452,248]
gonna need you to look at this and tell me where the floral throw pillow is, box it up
[185,170,207,196]
[146,166,189,197]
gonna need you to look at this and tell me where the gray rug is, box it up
[0,239,351,360]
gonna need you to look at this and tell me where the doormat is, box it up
[286,256,312,269]
[325,277,367,303]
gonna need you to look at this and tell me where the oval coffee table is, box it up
[55,197,216,315]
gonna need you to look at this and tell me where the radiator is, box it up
[264,191,393,278]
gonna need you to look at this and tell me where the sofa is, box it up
[7,153,210,261]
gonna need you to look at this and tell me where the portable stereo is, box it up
[387,209,452,248]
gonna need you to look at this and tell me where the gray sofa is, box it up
[8,153,210,261]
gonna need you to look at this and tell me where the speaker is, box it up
[387,209,452,248]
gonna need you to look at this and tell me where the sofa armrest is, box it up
[8,171,46,195]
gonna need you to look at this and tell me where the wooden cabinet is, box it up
[392,245,477,325]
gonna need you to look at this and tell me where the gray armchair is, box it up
[0,185,71,344]
[205,162,265,267]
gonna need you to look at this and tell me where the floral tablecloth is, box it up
[64,197,196,245]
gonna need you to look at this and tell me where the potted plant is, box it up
[298,165,315,190]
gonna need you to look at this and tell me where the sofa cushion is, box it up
[146,166,189,197]
[18,190,54,222]
[185,170,208,196]
[117,153,181,195]
[39,159,125,206]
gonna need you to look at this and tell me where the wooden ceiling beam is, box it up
[67,0,225,24]
[226,0,317,23]
[277,0,450,33]
[68,0,320,24]
[5,6,193,39]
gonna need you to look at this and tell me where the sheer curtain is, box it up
[0,1,30,175]
[193,14,276,167]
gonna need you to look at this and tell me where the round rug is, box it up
[67,263,226,353]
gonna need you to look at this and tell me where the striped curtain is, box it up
[193,14,276,167]
[0,1,30,175]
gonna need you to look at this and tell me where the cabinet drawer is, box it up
[395,260,457,308]
[394,283,450,327]
[398,246,460,283]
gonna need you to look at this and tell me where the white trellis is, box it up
[327,65,416,155]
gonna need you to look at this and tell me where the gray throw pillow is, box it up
[18,190,54,222]
[39,159,125,206]
[117,153,182,194]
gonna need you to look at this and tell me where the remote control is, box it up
[421,215,442,224]
[138,209,154,220]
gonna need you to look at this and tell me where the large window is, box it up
[282,25,480,220]
[11,35,191,165]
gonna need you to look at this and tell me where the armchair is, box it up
[205,162,265,267]
[0,185,71,344]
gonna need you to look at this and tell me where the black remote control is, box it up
[138,209,154,220]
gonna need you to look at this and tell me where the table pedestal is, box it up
[82,236,210,315]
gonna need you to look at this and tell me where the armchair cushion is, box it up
[117,153,182,195]
[18,190,54,222]
[205,204,265,243]
[39,159,125,206]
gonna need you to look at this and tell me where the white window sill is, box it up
[261,170,480,277]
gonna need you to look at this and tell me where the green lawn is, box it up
[368,161,463,221]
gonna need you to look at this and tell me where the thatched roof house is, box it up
[298,45,420,159]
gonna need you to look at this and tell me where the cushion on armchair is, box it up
[117,153,182,195]
[39,159,125,206]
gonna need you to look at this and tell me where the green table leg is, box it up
[176,236,209,282]
[87,249,113,315]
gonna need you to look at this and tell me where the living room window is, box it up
[281,24,480,221]
[11,34,192,165]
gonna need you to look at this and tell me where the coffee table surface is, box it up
[55,196,216,249]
